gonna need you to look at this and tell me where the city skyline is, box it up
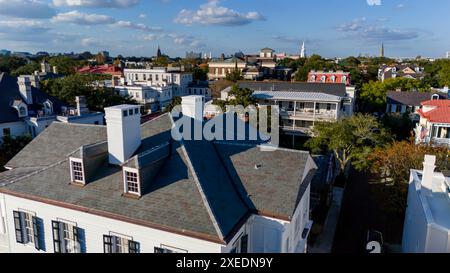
[0,0,449,58]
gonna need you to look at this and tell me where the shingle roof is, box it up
[0,73,66,123]
[386,91,447,106]
[237,81,347,97]
[0,113,318,243]
[418,100,450,123]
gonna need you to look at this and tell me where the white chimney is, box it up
[75,96,89,116]
[18,76,33,104]
[422,155,436,193]
[105,105,141,165]
[182,95,204,121]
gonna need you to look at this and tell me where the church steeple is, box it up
[380,43,385,58]
[300,41,306,58]
[157,45,162,58]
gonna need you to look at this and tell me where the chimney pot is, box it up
[422,155,436,193]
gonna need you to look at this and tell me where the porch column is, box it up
[313,102,317,127]
[335,102,339,119]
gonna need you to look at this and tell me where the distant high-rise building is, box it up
[380,43,385,58]
[300,41,306,58]
[186,51,202,59]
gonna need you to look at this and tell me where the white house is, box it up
[0,73,104,140]
[402,155,450,253]
[415,99,450,147]
[0,97,320,253]
[221,81,356,136]
[118,68,210,113]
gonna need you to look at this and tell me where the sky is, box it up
[0,0,449,58]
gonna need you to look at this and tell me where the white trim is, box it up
[69,158,85,184]
[123,167,141,196]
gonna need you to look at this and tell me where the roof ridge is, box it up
[168,114,225,240]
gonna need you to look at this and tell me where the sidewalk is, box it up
[310,187,344,253]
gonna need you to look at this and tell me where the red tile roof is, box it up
[76,65,123,76]
[418,99,450,123]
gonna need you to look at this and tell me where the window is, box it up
[125,171,139,195]
[154,245,188,253]
[3,128,11,137]
[134,108,139,115]
[71,160,84,183]
[19,107,27,117]
[230,234,248,253]
[13,211,42,250]
[143,74,146,81]
[123,110,128,117]
[299,102,305,110]
[327,103,332,111]
[104,234,139,253]
[52,220,82,253]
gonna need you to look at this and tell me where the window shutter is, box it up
[73,226,81,253]
[52,221,63,253]
[13,211,25,244]
[103,235,113,253]
[154,247,164,253]
[129,240,139,253]
[32,216,41,250]
[240,234,248,253]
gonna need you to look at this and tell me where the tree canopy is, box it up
[0,135,32,172]
[306,114,392,175]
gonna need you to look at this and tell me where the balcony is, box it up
[280,108,338,121]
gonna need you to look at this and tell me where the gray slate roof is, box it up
[0,113,317,243]
[237,81,347,97]
[386,91,448,106]
[0,73,66,124]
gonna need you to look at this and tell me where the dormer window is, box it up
[124,170,140,196]
[70,159,85,184]
[19,107,27,117]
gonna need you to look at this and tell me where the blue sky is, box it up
[0,0,449,58]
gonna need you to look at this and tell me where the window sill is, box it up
[122,192,141,200]
[70,181,86,187]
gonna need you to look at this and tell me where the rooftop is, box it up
[0,113,319,244]
[386,91,448,107]
[236,81,348,97]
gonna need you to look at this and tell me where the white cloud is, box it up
[52,10,115,25]
[114,20,162,32]
[174,0,265,26]
[367,0,381,6]
[53,0,140,8]
[0,0,56,19]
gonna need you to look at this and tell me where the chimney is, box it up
[421,155,436,193]
[53,66,58,74]
[182,95,204,121]
[75,96,89,116]
[18,76,33,104]
[105,105,141,165]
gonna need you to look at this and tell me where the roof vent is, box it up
[255,164,262,170]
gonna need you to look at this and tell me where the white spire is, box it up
[300,41,306,58]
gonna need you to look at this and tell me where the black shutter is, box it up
[154,247,164,253]
[129,240,139,253]
[103,235,113,253]
[52,221,63,253]
[240,234,248,253]
[13,211,25,244]
[73,226,81,253]
[32,216,41,250]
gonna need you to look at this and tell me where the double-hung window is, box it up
[103,234,139,253]
[13,210,42,250]
[70,159,84,184]
[52,220,82,253]
[124,171,140,195]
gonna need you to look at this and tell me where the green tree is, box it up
[227,85,257,107]
[0,56,27,73]
[47,56,79,75]
[41,74,135,111]
[192,66,208,81]
[166,96,182,112]
[306,114,392,175]
[438,61,450,87]
[11,61,40,76]
[225,62,243,82]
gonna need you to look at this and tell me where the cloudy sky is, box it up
[0,0,448,58]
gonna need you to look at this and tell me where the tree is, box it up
[359,78,431,112]
[381,112,414,141]
[438,61,450,87]
[306,114,392,176]
[0,135,32,171]
[47,56,79,75]
[225,62,243,82]
[11,61,40,76]
[192,66,208,81]
[166,96,182,112]
[41,74,136,111]
[0,56,27,73]
[227,85,257,107]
